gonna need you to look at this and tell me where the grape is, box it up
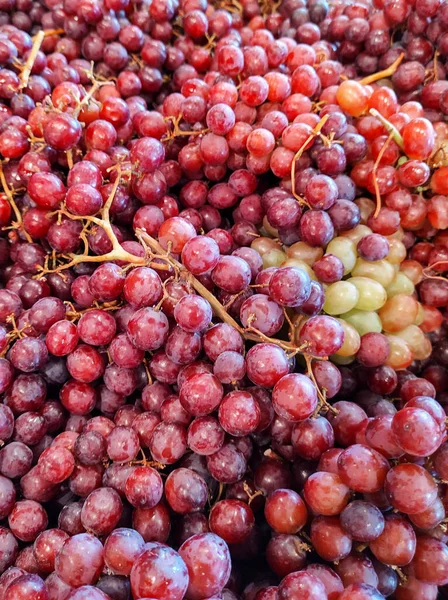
[179,533,231,600]
[80,487,122,536]
[384,464,438,514]
[246,344,289,388]
[338,444,390,493]
[218,390,260,436]
[33,528,69,573]
[130,544,189,600]
[264,488,307,534]
[304,471,350,516]
[209,499,254,544]
[272,373,318,422]
[55,533,104,587]
[165,468,208,514]
[180,373,223,417]
[104,528,145,576]
[125,466,163,509]
[278,570,329,600]
[340,501,385,542]
[8,499,47,542]
[370,514,416,566]
[4,574,48,600]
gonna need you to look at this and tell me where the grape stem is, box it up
[305,355,338,415]
[40,28,65,37]
[72,65,110,119]
[36,171,169,276]
[0,163,33,243]
[422,261,448,281]
[137,229,308,354]
[162,114,209,142]
[19,30,45,90]
[369,109,404,150]
[371,132,394,218]
[359,52,404,85]
[291,114,330,206]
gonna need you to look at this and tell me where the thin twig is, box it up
[359,52,404,85]
[291,115,330,205]
[369,109,404,150]
[371,132,394,218]
[0,164,32,243]
[20,30,45,90]
[137,230,306,353]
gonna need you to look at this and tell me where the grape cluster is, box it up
[0,0,447,598]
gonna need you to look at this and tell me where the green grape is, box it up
[414,303,425,326]
[341,224,372,245]
[344,309,383,335]
[331,354,355,365]
[351,258,396,288]
[335,319,361,356]
[386,238,406,264]
[348,276,387,311]
[323,281,359,315]
[262,249,287,268]
[385,272,415,298]
[356,197,376,222]
[262,215,278,238]
[282,258,317,280]
[325,237,357,275]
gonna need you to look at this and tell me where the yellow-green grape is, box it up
[262,249,287,268]
[348,276,387,311]
[281,258,317,280]
[385,272,415,298]
[387,238,407,265]
[286,241,324,266]
[386,227,404,242]
[344,309,383,335]
[414,303,425,326]
[356,197,376,223]
[395,324,432,360]
[379,293,419,333]
[251,237,280,255]
[331,354,355,365]
[335,319,361,356]
[341,224,372,245]
[323,281,359,315]
[385,335,414,370]
[325,237,357,275]
[351,258,396,288]
[262,215,279,238]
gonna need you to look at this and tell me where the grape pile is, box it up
[0,0,448,598]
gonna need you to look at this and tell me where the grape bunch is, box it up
[0,0,447,598]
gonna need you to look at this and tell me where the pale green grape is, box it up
[325,237,357,275]
[331,354,355,365]
[344,309,383,335]
[323,281,359,315]
[341,224,372,245]
[385,272,415,298]
[262,249,287,268]
[351,258,396,288]
[348,276,387,311]
[335,319,361,356]
[282,258,317,280]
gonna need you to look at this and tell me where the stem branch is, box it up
[0,163,32,243]
[360,52,404,85]
[20,30,45,90]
